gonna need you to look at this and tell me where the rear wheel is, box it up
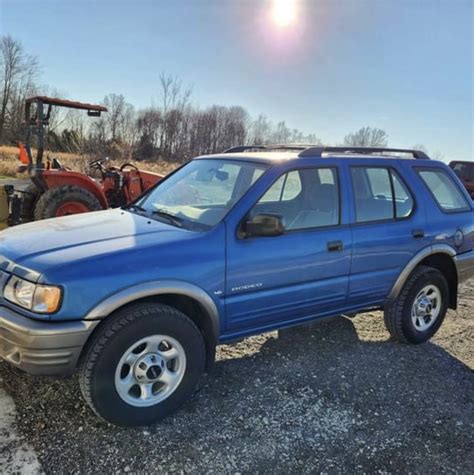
[79,303,206,426]
[34,185,102,220]
[384,265,449,344]
[20,183,42,222]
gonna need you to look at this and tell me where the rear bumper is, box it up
[0,305,98,376]
[455,250,474,284]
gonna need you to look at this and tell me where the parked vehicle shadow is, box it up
[207,315,472,402]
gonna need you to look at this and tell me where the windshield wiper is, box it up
[123,203,146,213]
[125,204,184,228]
[151,209,184,228]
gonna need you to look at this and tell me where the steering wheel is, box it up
[120,163,139,172]
[89,156,110,169]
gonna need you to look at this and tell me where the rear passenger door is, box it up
[348,164,427,307]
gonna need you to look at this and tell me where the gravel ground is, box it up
[0,281,473,474]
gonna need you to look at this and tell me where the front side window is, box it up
[418,169,470,212]
[250,167,340,231]
[136,159,268,229]
[259,170,302,202]
[351,167,414,222]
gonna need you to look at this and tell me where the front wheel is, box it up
[384,265,449,344]
[79,303,206,426]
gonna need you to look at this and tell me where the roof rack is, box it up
[224,144,315,153]
[224,146,266,153]
[223,144,430,160]
[298,146,430,159]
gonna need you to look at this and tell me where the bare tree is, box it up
[0,35,39,142]
[249,114,271,145]
[119,102,136,144]
[343,126,388,148]
[157,73,193,160]
[60,110,88,153]
[103,93,128,141]
[272,121,291,144]
[7,54,39,140]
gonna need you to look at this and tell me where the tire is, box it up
[79,303,206,427]
[20,184,42,222]
[34,185,102,220]
[384,265,449,344]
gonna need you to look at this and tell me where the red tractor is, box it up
[3,96,163,227]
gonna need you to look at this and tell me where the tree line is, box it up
[2,34,418,164]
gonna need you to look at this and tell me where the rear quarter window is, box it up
[417,168,470,212]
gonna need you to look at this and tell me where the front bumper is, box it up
[455,250,474,284]
[0,305,99,376]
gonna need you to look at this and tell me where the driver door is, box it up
[224,165,352,335]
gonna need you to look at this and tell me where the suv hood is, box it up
[0,209,194,281]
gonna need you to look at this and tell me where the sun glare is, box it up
[271,0,297,28]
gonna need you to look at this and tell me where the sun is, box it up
[271,0,298,28]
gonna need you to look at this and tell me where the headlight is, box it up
[4,276,62,313]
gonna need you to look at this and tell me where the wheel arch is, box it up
[84,281,220,368]
[387,244,458,309]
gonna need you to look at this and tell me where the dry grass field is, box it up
[0,145,179,179]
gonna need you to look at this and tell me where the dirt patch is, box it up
[0,387,41,474]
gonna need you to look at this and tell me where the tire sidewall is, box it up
[20,184,41,220]
[35,186,101,220]
[84,307,205,426]
[401,270,449,343]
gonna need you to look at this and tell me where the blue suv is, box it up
[1,146,473,426]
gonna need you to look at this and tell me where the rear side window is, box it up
[392,172,414,218]
[418,169,470,212]
[351,167,414,223]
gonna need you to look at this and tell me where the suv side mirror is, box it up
[242,213,285,238]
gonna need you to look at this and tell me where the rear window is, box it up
[418,169,470,212]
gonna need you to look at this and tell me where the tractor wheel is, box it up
[20,184,42,222]
[34,185,102,220]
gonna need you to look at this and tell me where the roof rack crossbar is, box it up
[224,144,319,154]
[298,146,430,159]
[224,146,267,153]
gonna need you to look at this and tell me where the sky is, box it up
[1,0,472,161]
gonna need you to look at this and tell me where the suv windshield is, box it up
[134,159,268,229]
